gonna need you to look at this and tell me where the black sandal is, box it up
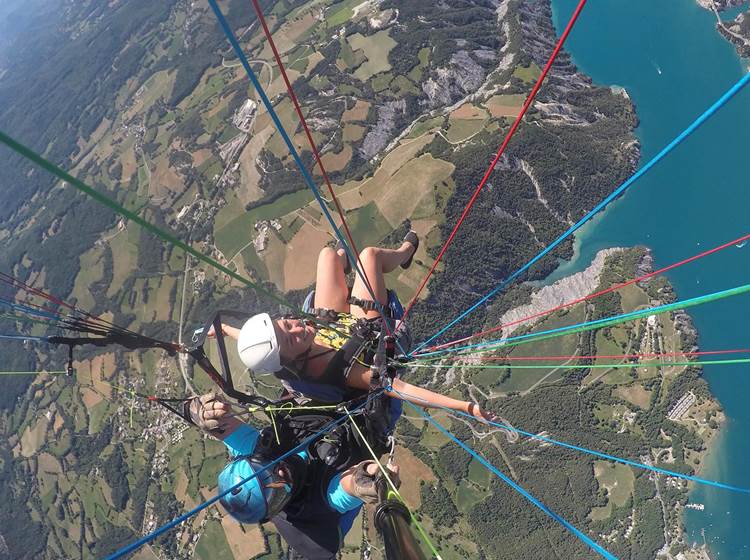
[336,240,352,275]
[400,230,419,269]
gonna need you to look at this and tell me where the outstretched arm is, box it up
[346,367,496,421]
[388,378,496,421]
[207,323,242,342]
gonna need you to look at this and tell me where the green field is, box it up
[445,118,486,143]
[619,283,650,311]
[512,62,542,83]
[198,453,226,488]
[186,72,227,110]
[456,479,484,512]
[603,367,639,385]
[325,0,361,27]
[421,417,453,450]
[468,365,502,389]
[288,44,314,65]
[589,461,635,521]
[202,104,229,134]
[409,117,445,138]
[195,520,233,560]
[88,400,110,433]
[467,457,491,488]
[346,201,393,249]
[240,244,269,283]
[338,35,366,69]
[371,72,394,92]
[215,189,315,257]
[289,57,309,73]
[74,246,105,310]
[390,75,420,95]
[348,30,397,81]
[408,47,431,82]
[594,330,622,364]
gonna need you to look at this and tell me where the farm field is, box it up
[589,462,635,521]
[348,30,397,81]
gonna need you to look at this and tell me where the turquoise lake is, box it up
[550,0,750,557]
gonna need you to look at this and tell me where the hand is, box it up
[207,323,241,341]
[187,391,233,433]
[468,403,499,424]
[385,463,400,489]
[350,460,400,503]
[206,324,226,338]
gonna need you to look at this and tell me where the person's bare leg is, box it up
[350,242,414,319]
[313,247,350,312]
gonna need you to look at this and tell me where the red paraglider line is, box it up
[0,271,81,315]
[248,0,376,300]
[419,231,750,354]
[400,0,589,326]
[0,271,140,336]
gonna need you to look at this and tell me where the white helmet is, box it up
[237,313,281,373]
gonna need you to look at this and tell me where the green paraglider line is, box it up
[410,358,750,370]
[0,130,307,318]
[413,282,750,360]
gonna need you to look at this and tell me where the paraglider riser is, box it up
[374,499,427,560]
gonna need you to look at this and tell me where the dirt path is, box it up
[522,352,580,395]
[221,58,274,90]
[490,435,519,480]
[434,126,485,146]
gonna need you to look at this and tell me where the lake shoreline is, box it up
[550,0,750,557]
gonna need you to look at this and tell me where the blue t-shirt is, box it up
[222,424,363,515]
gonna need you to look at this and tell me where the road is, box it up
[176,251,196,395]
[221,57,274,91]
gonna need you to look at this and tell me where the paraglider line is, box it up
[345,407,441,558]
[416,282,750,359]
[410,358,750,370]
[0,370,66,375]
[207,0,402,350]
[400,0,589,327]
[424,348,750,363]
[404,400,618,560]
[396,389,750,495]
[414,71,750,354]
[0,271,146,339]
[421,232,750,354]
[0,333,49,342]
[0,130,317,323]
[248,0,378,306]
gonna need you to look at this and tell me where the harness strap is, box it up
[347,296,393,317]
